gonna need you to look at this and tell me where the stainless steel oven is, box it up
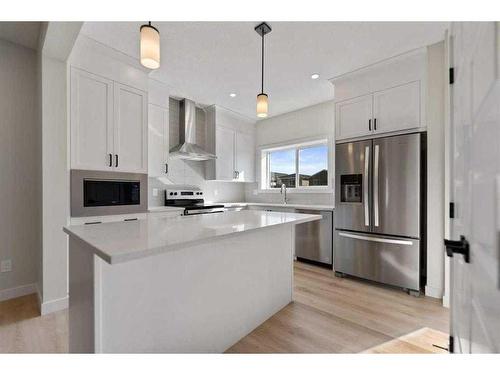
[71,170,148,217]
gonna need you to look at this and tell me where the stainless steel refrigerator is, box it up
[334,133,425,293]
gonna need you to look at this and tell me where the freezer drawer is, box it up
[334,230,420,291]
[295,210,333,266]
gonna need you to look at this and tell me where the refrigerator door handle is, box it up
[364,146,370,227]
[374,144,380,227]
[338,232,414,246]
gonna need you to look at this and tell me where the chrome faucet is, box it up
[280,183,288,204]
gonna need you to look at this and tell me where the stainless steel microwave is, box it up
[70,170,148,217]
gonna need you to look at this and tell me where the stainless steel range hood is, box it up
[169,99,216,161]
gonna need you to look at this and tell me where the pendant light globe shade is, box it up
[140,23,160,69]
[256,93,268,118]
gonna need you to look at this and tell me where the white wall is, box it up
[245,100,335,206]
[425,41,446,299]
[39,55,70,312]
[0,39,40,301]
[36,22,81,313]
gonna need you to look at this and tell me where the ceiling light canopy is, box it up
[140,21,160,69]
[311,73,320,80]
[230,93,237,98]
[255,22,271,118]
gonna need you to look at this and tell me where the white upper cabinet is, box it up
[205,106,256,182]
[70,67,148,173]
[215,126,236,180]
[235,131,255,182]
[70,68,114,170]
[332,48,427,142]
[148,104,169,177]
[113,83,147,173]
[335,94,373,140]
[372,81,420,133]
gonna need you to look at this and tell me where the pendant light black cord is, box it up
[261,32,264,94]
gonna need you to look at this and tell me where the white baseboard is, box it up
[0,283,37,302]
[442,292,450,308]
[425,285,444,299]
[40,295,69,315]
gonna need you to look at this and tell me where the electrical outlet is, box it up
[214,189,219,196]
[0,259,12,273]
[152,188,159,197]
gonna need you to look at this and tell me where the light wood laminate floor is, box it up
[0,262,448,353]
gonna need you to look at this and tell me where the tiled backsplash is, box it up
[243,182,334,206]
[148,98,246,207]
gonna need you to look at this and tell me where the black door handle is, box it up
[444,235,470,263]
[369,119,371,131]
[374,118,377,130]
[108,153,112,167]
[115,154,118,168]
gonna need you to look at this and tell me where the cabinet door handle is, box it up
[165,163,168,174]
[374,118,377,131]
[368,119,371,131]
[115,154,118,167]
[109,153,113,167]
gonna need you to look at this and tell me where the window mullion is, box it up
[295,147,299,188]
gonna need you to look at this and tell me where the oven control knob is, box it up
[169,192,173,195]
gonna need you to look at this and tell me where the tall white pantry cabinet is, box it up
[70,67,148,173]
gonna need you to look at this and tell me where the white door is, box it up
[448,22,500,353]
[148,104,169,177]
[373,81,421,133]
[335,94,373,140]
[70,68,114,171]
[113,83,148,173]
[235,131,255,182]
[215,126,235,180]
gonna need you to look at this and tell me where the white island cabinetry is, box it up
[64,210,320,353]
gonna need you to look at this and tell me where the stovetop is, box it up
[164,187,224,210]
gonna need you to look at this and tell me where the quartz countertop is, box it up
[220,202,335,211]
[63,210,321,265]
[148,206,185,213]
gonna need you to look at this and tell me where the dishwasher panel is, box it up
[295,210,333,266]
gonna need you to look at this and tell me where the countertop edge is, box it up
[63,213,322,265]
[221,202,335,211]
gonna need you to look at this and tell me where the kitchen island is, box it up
[63,210,321,353]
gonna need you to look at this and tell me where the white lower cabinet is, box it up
[70,67,148,173]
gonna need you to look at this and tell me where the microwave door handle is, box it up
[364,145,370,227]
[374,144,379,227]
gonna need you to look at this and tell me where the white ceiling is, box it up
[81,22,448,120]
[0,22,41,50]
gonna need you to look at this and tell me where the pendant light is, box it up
[255,22,271,118]
[140,21,160,69]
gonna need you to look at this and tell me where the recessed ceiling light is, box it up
[229,93,237,98]
[311,73,320,80]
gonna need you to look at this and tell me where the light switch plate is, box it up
[0,259,12,273]
[152,188,159,197]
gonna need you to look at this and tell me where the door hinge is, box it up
[449,202,455,219]
[449,335,454,353]
[449,67,455,84]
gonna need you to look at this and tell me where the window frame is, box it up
[259,137,332,193]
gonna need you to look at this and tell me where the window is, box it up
[262,140,329,190]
